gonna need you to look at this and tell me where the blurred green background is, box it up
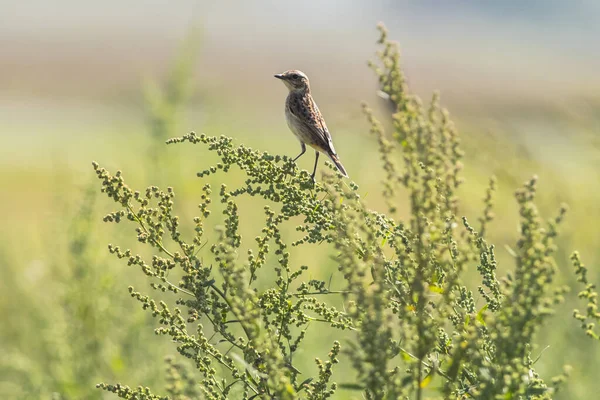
[1,1,600,398]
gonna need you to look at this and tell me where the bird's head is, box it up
[274,70,310,92]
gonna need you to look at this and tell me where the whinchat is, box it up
[274,70,349,180]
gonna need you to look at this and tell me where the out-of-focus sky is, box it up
[2,0,599,103]
[1,0,599,173]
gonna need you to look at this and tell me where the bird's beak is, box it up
[274,74,284,80]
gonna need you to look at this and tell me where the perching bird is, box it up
[274,70,348,180]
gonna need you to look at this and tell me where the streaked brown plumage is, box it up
[274,70,348,179]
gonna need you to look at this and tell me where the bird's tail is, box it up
[327,153,349,178]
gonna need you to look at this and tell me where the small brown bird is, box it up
[274,70,349,179]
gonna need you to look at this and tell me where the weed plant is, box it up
[93,25,598,400]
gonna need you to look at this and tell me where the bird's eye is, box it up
[290,74,299,79]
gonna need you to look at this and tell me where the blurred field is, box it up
[1,1,600,399]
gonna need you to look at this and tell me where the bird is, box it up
[274,70,349,180]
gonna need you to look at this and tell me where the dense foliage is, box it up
[92,25,598,399]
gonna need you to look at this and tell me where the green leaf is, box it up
[296,378,314,392]
[338,383,364,391]
[429,285,444,294]
[476,304,488,325]
[419,374,432,388]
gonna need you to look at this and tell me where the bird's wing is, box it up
[288,95,337,155]
[310,99,337,154]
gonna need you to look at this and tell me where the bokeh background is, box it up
[2,1,600,398]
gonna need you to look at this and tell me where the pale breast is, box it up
[285,92,328,150]
[285,95,308,142]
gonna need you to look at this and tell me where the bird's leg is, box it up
[311,150,320,181]
[292,142,306,162]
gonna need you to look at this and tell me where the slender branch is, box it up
[126,204,197,297]
[208,282,255,344]
[172,325,259,395]
[291,290,351,296]
[127,202,264,392]
[399,347,452,382]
